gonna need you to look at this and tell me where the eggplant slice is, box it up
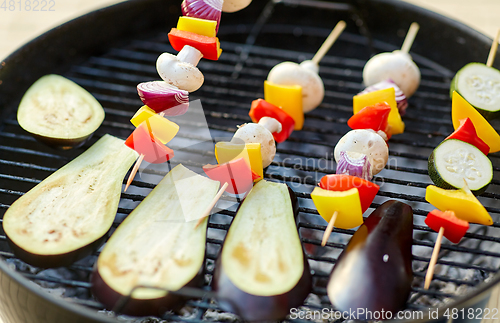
[2,135,138,268]
[17,74,105,150]
[213,180,312,321]
[91,164,220,317]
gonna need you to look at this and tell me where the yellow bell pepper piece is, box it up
[130,106,179,144]
[452,91,500,153]
[264,81,304,130]
[215,142,263,181]
[310,187,363,229]
[353,87,405,135]
[177,16,217,38]
[425,185,493,225]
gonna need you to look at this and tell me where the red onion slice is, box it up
[358,79,409,116]
[336,151,372,181]
[137,81,189,116]
[181,0,223,33]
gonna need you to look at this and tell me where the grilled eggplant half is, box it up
[17,74,105,150]
[2,135,138,268]
[327,200,413,319]
[212,180,312,321]
[91,164,220,317]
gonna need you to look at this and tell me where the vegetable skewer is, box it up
[212,22,346,200]
[313,24,420,246]
[124,0,253,194]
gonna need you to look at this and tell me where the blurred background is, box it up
[0,0,499,61]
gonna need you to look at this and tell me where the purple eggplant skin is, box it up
[6,231,107,269]
[31,133,93,150]
[327,200,413,320]
[212,255,312,322]
[91,265,204,317]
[212,185,312,322]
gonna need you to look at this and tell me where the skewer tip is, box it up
[311,20,347,65]
[486,28,500,67]
[124,154,145,193]
[400,22,420,54]
[321,211,338,247]
[194,182,229,229]
[424,226,445,290]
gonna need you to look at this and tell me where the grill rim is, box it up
[0,0,499,322]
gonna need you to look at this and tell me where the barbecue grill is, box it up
[0,0,499,322]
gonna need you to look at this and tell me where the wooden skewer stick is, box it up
[321,211,339,247]
[486,28,500,67]
[124,153,144,192]
[124,112,167,192]
[195,182,229,228]
[401,22,420,54]
[424,226,445,290]
[312,21,347,65]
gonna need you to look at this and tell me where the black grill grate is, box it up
[0,0,500,321]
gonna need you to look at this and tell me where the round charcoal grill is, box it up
[0,0,499,322]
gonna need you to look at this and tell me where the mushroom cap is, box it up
[222,0,252,12]
[362,50,420,98]
[268,61,325,113]
[334,129,388,175]
[156,52,204,92]
[299,60,319,74]
[232,123,276,168]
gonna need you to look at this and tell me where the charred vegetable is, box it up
[2,135,138,268]
[92,164,219,317]
[327,200,413,319]
[17,74,105,149]
[212,180,311,321]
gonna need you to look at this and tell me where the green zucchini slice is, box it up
[428,139,492,195]
[450,63,500,120]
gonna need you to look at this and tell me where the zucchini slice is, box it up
[450,63,500,120]
[428,139,492,195]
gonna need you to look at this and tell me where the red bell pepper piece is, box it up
[425,209,469,244]
[347,102,391,139]
[125,123,174,164]
[445,118,490,156]
[249,99,295,143]
[319,174,379,213]
[203,158,255,195]
[168,28,222,61]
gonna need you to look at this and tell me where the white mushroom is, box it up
[222,0,252,12]
[258,117,282,134]
[362,50,420,98]
[334,129,388,175]
[232,122,276,168]
[156,45,204,92]
[267,60,325,113]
